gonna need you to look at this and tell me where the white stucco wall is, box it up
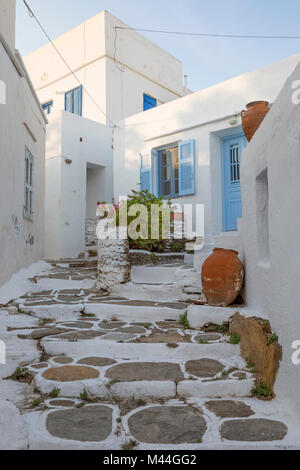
[236,59,300,414]
[24,10,183,126]
[0,0,15,49]
[113,52,300,244]
[0,1,46,287]
[45,110,113,259]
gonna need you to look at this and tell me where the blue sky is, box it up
[16,0,300,92]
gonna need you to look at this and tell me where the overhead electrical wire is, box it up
[115,26,300,40]
[22,0,117,128]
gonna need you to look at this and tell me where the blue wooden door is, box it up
[222,134,247,231]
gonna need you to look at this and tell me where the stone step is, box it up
[24,398,293,450]
[30,352,252,401]
[131,265,181,285]
[83,303,183,322]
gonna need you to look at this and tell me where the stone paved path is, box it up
[0,261,298,449]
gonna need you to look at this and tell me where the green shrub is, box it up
[116,190,175,252]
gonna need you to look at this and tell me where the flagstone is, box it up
[59,321,94,329]
[101,332,137,341]
[105,362,184,381]
[46,406,112,441]
[42,365,99,382]
[49,399,75,407]
[53,357,73,364]
[220,418,288,441]
[205,400,254,418]
[115,326,146,334]
[98,321,126,329]
[77,357,116,367]
[19,327,73,340]
[185,359,224,377]
[194,334,221,342]
[137,331,189,343]
[128,406,206,444]
[51,331,107,340]
[31,363,48,370]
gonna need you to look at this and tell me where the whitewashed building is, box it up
[113,53,300,256]
[24,10,186,259]
[0,0,46,287]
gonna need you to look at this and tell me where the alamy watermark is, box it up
[0,341,6,365]
[0,80,6,105]
[96,200,205,241]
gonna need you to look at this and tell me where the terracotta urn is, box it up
[201,248,244,307]
[241,101,269,142]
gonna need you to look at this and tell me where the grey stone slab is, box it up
[46,406,113,441]
[58,290,82,295]
[52,331,106,341]
[205,400,254,418]
[98,321,126,330]
[77,357,116,367]
[19,327,73,340]
[194,334,221,342]
[105,362,184,381]
[53,357,73,365]
[220,419,288,442]
[186,359,224,378]
[31,363,48,370]
[101,333,137,341]
[49,399,75,407]
[115,326,146,334]
[128,406,206,444]
[59,321,94,329]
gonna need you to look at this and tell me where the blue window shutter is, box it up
[140,154,152,192]
[179,139,195,196]
[143,94,157,111]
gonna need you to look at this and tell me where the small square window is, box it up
[143,93,157,111]
[42,101,53,115]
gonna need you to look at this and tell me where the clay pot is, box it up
[201,248,244,307]
[241,101,269,142]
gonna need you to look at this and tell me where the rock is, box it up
[230,313,282,389]
[77,357,116,367]
[31,363,48,369]
[19,327,72,340]
[105,362,184,381]
[59,322,94,329]
[52,331,106,341]
[98,321,126,330]
[194,334,221,342]
[46,406,112,441]
[115,326,146,334]
[220,418,288,441]
[185,359,224,377]
[138,331,189,343]
[205,400,254,418]
[128,406,206,444]
[53,357,73,364]
[49,399,75,407]
[42,366,99,382]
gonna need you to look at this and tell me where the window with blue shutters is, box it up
[147,140,195,198]
[143,93,157,111]
[178,140,195,196]
[65,86,82,116]
[42,101,53,115]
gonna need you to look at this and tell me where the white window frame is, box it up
[24,147,34,222]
